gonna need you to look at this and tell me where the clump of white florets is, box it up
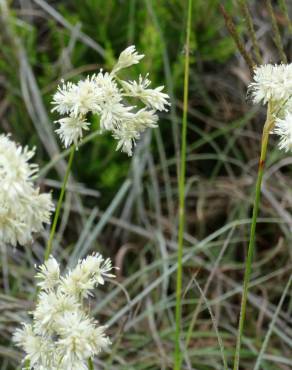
[13,253,114,370]
[52,45,170,156]
[249,63,292,152]
[0,134,54,247]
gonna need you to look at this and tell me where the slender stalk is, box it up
[44,145,75,261]
[88,358,94,370]
[174,0,192,369]
[233,104,274,370]
[24,359,30,370]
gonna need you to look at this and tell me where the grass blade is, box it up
[174,0,192,368]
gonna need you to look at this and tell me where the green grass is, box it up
[1,0,292,369]
[174,0,192,368]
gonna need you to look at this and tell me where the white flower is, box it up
[130,108,158,129]
[113,126,140,156]
[13,324,55,368]
[0,195,26,246]
[61,253,115,298]
[14,254,114,369]
[274,111,292,151]
[121,74,170,111]
[27,190,54,232]
[52,46,170,155]
[0,135,54,247]
[112,45,144,74]
[33,291,79,335]
[112,109,158,156]
[56,312,110,368]
[100,103,133,131]
[36,256,60,291]
[249,64,292,105]
[70,77,102,116]
[55,115,90,148]
[52,77,100,117]
[80,254,115,285]
[51,80,76,115]
[0,135,37,197]
[93,71,121,108]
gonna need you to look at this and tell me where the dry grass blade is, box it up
[254,276,292,370]
[278,0,292,34]
[220,4,255,73]
[191,277,228,370]
[266,0,287,63]
[238,0,263,64]
[32,0,105,56]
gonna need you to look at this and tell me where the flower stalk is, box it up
[44,145,75,261]
[88,357,94,370]
[233,102,274,370]
[174,0,192,368]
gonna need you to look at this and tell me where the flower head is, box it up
[248,63,292,153]
[55,115,90,148]
[121,74,170,111]
[112,109,158,155]
[52,78,99,117]
[61,253,115,298]
[0,135,54,246]
[112,45,144,74]
[52,46,170,155]
[274,112,292,152]
[33,291,79,335]
[0,134,37,195]
[249,64,292,105]
[56,312,110,368]
[14,254,114,369]
[13,323,55,368]
[36,256,60,291]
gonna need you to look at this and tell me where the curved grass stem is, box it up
[174,0,192,368]
[233,104,274,370]
[44,145,75,261]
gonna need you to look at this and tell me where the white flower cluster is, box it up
[249,63,292,152]
[0,134,54,246]
[13,254,114,370]
[52,45,170,156]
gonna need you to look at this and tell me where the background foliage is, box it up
[0,0,292,369]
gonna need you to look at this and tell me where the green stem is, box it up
[44,145,75,261]
[88,358,94,370]
[174,0,192,369]
[233,106,274,370]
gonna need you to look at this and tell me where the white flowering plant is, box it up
[52,45,170,156]
[8,44,169,370]
[233,63,292,369]
[13,254,114,370]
